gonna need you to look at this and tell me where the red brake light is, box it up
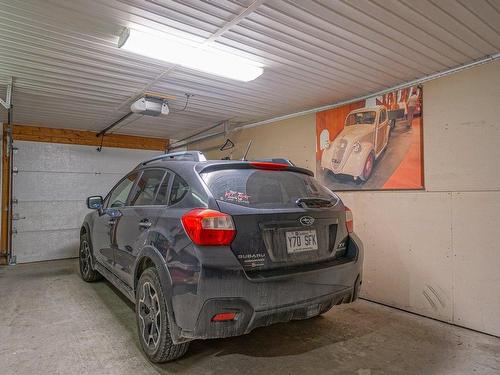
[181,208,236,246]
[345,206,354,233]
[212,312,237,322]
[250,162,289,170]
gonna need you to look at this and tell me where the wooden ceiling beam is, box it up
[10,124,169,151]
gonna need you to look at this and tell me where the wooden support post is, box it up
[0,124,11,265]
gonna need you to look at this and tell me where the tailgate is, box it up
[218,202,348,272]
[199,165,349,274]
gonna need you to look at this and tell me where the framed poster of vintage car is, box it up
[316,85,424,191]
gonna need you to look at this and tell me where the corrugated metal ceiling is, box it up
[1,0,499,139]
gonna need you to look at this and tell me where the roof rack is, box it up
[136,151,207,169]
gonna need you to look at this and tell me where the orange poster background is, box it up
[315,101,365,161]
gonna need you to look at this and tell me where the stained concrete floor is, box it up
[1,259,499,375]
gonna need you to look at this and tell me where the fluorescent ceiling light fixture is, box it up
[118,28,264,82]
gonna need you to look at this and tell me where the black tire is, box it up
[79,232,103,282]
[136,267,189,362]
[360,152,375,182]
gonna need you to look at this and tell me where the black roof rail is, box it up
[135,151,207,169]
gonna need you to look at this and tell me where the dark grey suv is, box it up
[80,151,363,362]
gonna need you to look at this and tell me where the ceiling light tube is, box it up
[118,28,263,82]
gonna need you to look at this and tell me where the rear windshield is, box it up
[200,169,337,208]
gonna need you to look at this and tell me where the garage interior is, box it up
[1,1,499,374]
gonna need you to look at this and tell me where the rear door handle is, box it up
[139,219,152,229]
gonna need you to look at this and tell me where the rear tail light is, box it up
[345,206,354,233]
[250,161,289,170]
[212,312,237,322]
[181,208,236,246]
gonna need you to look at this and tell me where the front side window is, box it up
[130,169,166,206]
[108,173,138,208]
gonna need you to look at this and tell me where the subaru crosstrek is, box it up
[79,151,364,362]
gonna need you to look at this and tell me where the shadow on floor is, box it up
[186,311,376,357]
[88,264,382,365]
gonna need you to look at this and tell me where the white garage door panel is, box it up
[339,191,453,323]
[14,229,80,263]
[14,172,123,201]
[451,192,500,336]
[12,141,161,263]
[14,201,89,232]
[14,141,159,173]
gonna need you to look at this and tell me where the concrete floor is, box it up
[1,259,499,375]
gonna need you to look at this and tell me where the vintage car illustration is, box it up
[321,105,390,182]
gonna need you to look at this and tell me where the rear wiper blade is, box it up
[296,197,335,208]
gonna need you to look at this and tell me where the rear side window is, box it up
[200,169,336,208]
[154,172,171,205]
[169,175,189,205]
[130,169,166,206]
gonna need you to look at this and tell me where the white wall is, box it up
[189,114,317,171]
[191,60,500,336]
[341,60,500,336]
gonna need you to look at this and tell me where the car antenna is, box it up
[241,140,253,161]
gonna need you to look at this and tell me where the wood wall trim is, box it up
[1,124,11,265]
[11,124,169,151]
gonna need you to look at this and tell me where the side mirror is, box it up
[87,196,103,210]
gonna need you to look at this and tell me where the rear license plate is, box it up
[285,230,318,253]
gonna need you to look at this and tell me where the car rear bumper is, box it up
[171,233,363,341]
[189,287,356,340]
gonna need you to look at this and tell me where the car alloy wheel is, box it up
[79,233,102,282]
[138,281,162,350]
[79,239,91,277]
[135,268,190,362]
